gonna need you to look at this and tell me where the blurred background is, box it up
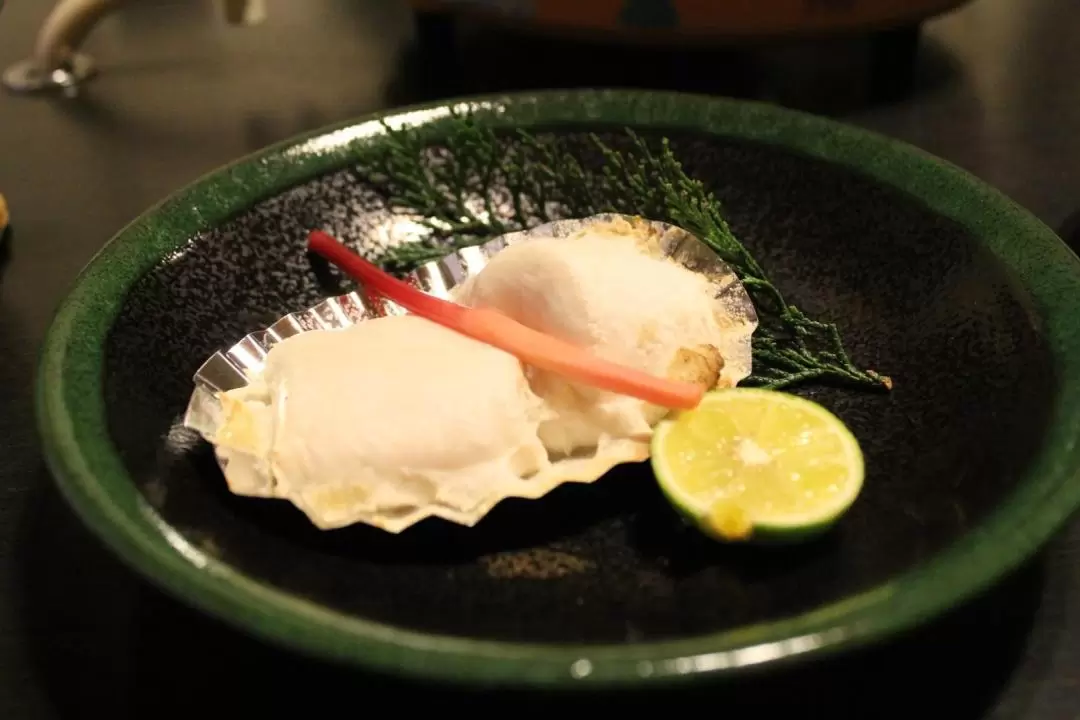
[1,1,1079,718]
[1,0,1078,237]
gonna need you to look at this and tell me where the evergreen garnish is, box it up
[358,113,890,392]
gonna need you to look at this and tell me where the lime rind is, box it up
[650,388,865,543]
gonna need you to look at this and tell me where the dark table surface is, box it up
[1,0,1079,717]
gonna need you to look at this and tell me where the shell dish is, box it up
[183,214,759,532]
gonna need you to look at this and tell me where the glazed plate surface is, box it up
[36,90,1080,688]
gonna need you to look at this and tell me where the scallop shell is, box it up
[182,213,758,532]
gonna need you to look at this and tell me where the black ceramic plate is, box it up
[36,90,1080,688]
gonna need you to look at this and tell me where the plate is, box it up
[35,90,1080,688]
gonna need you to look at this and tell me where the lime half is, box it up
[651,388,864,543]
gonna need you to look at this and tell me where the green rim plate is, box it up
[35,89,1080,689]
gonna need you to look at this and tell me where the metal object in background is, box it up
[2,0,119,95]
[1,0,265,96]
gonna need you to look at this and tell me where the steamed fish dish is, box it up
[210,314,553,531]
[453,217,742,465]
[207,309,704,532]
[189,215,758,532]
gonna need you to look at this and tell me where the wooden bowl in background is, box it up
[407,0,974,46]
